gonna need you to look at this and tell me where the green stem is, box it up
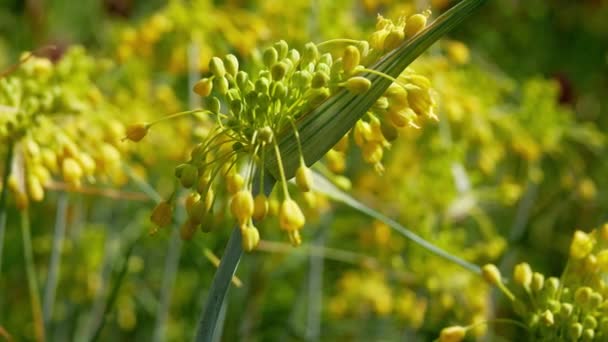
[0,140,14,278]
[42,192,69,329]
[21,208,46,342]
[194,172,275,342]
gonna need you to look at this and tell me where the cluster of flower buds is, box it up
[1,47,129,207]
[507,225,608,341]
[115,3,269,74]
[140,10,436,251]
[440,224,608,341]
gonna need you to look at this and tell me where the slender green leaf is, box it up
[311,171,482,274]
[266,0,489,179]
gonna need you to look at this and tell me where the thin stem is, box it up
[89,237,138,342]
[311,171,481,275]
[42,192,69,328]
[272,141,290,198]
[152,223,183,342]
[21,208,46,342]
[316,38,362,49]
[0,140,15,278]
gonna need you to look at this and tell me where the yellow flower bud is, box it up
[388,108,417,128]
[513,262,533,289]
[383,29,404,51]
[362,143,383,165]
[288,230,302,247]
[326,150,346,174]
[531,272,544,292]
[253,194,268,221]
[62,158,83,187]
[481,264,502,286]
[279,199,305,231]
[231,190,254,227]
[241,225,260,252]
[193,78,213,97]
[439,326,466,342]
[445,40,470,65]
[344,76,371,94]
[296,164,313,192]
[405,13,428,38]
[226,173,244,194]
[180,218,197,241]
[570,230,594,259]
[27,175,44,202]
[540,310,554,326]
[125,123,149,142]
[151,201,173,228]
[342,45,360,74]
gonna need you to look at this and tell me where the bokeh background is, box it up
[1,0,607,341]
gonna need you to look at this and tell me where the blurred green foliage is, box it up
[1,0,607,341]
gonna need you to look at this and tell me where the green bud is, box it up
[344,76,371,94]
[600,317,608,334]
[230,99,243,115]
[294,70,312,88]
[209,57,226,78]
[180,164,199,188]
[569,323,583,340]
[547,299,561,314]
[590,292,603,309]
[531,272,544,292]
[583,315,597,330]
[380,120,398,141]
[575,287,593,306]
[287,49,300,63]
[319,52,333,66]
[582,329,594,342]
[343,45,361,74]
[302,42,319,64]
[257,93,271,108]
[315,63,331,75]
[271,62,288,81]
[274,40,289,59]
[540,310,554,326]
[545,277,560,297]
[311,71,330,88]
[384,29,404,51]
[258,126,273,144]
[255,77,270,94]
[224,54,239,76]
[560,303,573,319]
[271,81,287,100]
[263,47,279,67]
[214,76,229,95]
[236,71,249,90]
[308,87,330,106]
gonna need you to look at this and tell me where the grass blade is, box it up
[0,141,14,280]
[311,172,481,274]
[21,209,46,342]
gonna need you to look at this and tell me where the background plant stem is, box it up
[21,208,46,342]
